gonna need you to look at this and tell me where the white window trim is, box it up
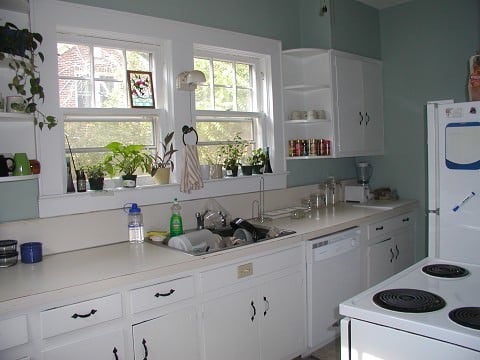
[32,0,286,218]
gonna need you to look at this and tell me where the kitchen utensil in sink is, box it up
[230,218,259,241]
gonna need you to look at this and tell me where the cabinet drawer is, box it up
[0,315,28,351]
[130,276,195,314]
[40,293,122,338]
[200,245,302,293]
[368,211,414,240]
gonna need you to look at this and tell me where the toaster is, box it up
[344,185,369,203]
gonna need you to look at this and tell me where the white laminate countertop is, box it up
[0,200,417,312]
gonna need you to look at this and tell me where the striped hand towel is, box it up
[180,144,204,193]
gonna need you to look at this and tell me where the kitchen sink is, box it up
[150,224,295,256]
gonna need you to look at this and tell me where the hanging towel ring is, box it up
[182,125,198,145]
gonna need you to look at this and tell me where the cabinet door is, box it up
[362,60,384,155]
[43,329,125,360]
[393,226,415,274]
[368,238,395,286]
[132,307,199,360]
[334,55,365,156]
[202,288,260,360]
[259,271,305,360]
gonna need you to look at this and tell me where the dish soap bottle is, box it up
[128,203,144,243]
[170,198,184,237]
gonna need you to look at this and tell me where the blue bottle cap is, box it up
[129,203,141,213]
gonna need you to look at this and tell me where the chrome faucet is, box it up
[218,211,228,227]
[195,210,209,230]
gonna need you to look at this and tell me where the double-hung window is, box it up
[57,35,161,174]
[193,46,266,164]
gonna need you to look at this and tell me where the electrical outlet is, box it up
[237,263,253,279]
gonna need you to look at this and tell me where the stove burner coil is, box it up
[373,288,446,313]
[449,307,480,330]
[422,264,469,278]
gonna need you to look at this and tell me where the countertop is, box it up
[0,200,417,313]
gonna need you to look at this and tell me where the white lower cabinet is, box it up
[202,271,305,360]
[42,329,126,360]
[367,212,416,286]
[132,306,199,360]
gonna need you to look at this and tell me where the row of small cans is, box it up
[288,139,331,157]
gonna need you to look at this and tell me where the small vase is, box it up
[210,164,223,179]
[153,168,170,184]
[88,177,104,191]
[122,174,137,188]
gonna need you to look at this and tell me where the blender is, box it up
[345,162,373,203]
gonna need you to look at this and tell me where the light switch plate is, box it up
[237,263,253,278]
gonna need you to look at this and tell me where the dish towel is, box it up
[180,144,204,193]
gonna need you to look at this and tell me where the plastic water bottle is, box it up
[128,203,144,243]
[170,198,184,237]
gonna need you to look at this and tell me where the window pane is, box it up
[195,85,211,110]
[197,120,253,142]
[194,58,211,84]
[59,79,92,108]
[94,81,127,108]
[197,145,222,165]
[213,60,234,87]
[64,121,154,148]
[93,47,125,81]
[237,88,252,112]
[214,86,234,111]
[57,43,91,78]
[236,63,251,88]
[126,50,150,71]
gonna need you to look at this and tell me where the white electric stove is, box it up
[340,257,480,359]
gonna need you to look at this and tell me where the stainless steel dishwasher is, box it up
[306,226,363,351]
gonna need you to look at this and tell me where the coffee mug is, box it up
[13,153,32,176]
[0,155,15,177]
[6,96,27,113]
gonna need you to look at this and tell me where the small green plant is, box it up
[84,163,106,179]
[149,132,178,176]
[104,142,152,177]
[0,22,56,129]
[249,147,265,166]
[219,134,248,170]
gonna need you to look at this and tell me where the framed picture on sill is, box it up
[127,70,155,108]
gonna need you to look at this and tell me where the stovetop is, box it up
[339,257,480,352]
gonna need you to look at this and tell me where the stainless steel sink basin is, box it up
[149,225,295,256]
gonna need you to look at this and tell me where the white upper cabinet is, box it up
[282,48,384,158]
[332,51,384,157]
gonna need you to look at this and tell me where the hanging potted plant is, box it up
[84,162,106,191]
[219,134,247,177]
[0,22,56,130]
[149,131,178,185]
[104,142,152,188]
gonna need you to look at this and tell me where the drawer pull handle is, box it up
[365,112,370,125]
[402,217,410,222]
[376,226,384,231]
[155,289,175,298]
[142,338,149,359]
[389,248,395,263]
[71,309,97,319]
[263,296,270,316]
[113,347,119,360]
[251,300,256,322]
[395,244,400,259]
[359,112,364,125]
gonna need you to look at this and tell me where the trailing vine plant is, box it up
[0,22,57,130]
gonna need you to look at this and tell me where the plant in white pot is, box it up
[150,132,178,185]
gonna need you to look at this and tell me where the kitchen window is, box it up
[193,47,266,164]
[57,35,162,170]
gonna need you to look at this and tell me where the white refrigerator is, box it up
[427,100,480,265]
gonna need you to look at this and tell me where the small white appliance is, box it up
[344,185,369,203]
[339,100,480,359]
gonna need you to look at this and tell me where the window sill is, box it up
[38,172,288,218]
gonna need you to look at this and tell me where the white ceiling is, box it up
[355,0,412,9]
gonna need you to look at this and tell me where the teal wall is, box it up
[366,0,480,258]
[0,179,38,222]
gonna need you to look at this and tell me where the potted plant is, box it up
[240,156,253,176]
[250,147,265,174]
[104,142,152,188]
[150,131,178,185]
[219,134,247,177]
[84,163,106,190]
[0,22,56,130]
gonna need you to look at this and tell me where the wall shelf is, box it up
[284,119,329,125]
[0,174,38,183]
[286,156,333,160]
[0,112,33,122]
